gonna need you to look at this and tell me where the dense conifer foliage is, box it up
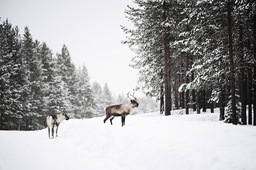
[0,19,158,130]
[123,0,256,125]
[0,19,95,130]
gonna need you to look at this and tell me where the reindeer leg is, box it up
[52,127,54,138]
[56,125,59,137]
[121,116,126,127]
[104,114,111,124]
[110,116,115,125]
[48,127,50,138]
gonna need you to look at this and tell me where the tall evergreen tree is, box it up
[19,26,35,129]
[75,65,95,118]
[56,45,76,117]
[252,0,256,126]
[92,81,105,116]
[29,40,44,129]
[123,0,182,115]
[103,83,113,106]
[0,19,21,129]
[227,0,237,125]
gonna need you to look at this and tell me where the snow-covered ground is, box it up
[1,110,256,170]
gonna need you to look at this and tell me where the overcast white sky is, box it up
[0,0,138,95]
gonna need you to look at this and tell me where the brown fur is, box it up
[104,100,139,126]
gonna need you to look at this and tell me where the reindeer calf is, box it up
[46,108,69,138]
[104,93,139,126]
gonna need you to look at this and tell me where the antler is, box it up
[127,92,137,101]
[127,92,132,100]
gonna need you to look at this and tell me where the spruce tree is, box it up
[75,65,95,118]
[56,45,75,117]
[103,83,113,106]
[0,19,21,129]
[20,27,35,129]
[92,81,105,116]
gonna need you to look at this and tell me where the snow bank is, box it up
[1,111,256,170]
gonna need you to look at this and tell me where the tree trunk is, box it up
[185,54,190,114]
[163,1,171,116]
[191,53,196,112]
[196,90,200,114]
[174,74,179,109]
[254,68,256,126]
[160,69,164,114]
[163,35,172,116]
[219,84,225,120]
[210,101,214,113]
[160,85,164,114]
[0,112,2,130]
[227,0,237,125]
[248,69,252,125]
[181,92,185,108]
[252,0,256,126]
[178,71,184,108]
[202,90,206,112]
[240,71,247,124]
[239,22,247,125]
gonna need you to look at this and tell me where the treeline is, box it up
[0,19,159,130]
[123,0,256,125]
[0,19,97,130]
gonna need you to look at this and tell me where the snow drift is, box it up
[1,111,256,170]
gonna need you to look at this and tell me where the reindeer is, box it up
[46,107,69,138]
[104,93,139,126]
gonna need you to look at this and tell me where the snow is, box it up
[1,110,256,170]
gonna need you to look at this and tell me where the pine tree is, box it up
[252,0,256,126]
[123,0,183,115]
[29,40,44,129]
[92,81,105,116]
[75,65,95,118]
[0,19,21,129]
[227,0,237,125]
[40,42,57,114]
[19,26,36,129]
[56,45,76,117]
[122,0,164,100]
[162,0,172,116]
[103,83,113,106]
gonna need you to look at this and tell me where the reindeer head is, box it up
[60,107,69,120]
[127,92,139,108]
[130,99,139,108]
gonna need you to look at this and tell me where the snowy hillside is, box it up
[1,111,256,170]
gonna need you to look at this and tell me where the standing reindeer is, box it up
[46,107,69,138]
[104,92,139,126]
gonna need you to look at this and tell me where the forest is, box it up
[122,0,256,125]
[0,19,158,130]
[0,20,93,130]
[1,0,256,130]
